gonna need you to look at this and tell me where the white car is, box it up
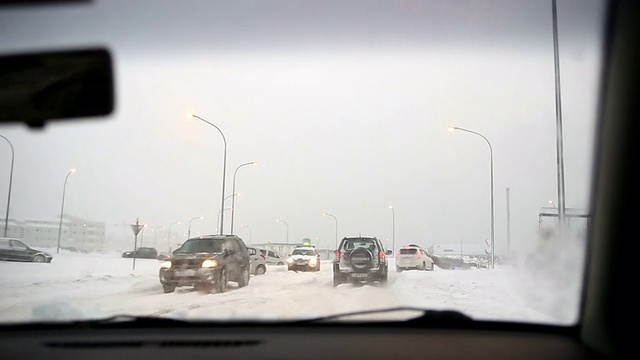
[286,246,321,272]
[255,247,286,266]
[247,246,267,275]
[395,245,434,272]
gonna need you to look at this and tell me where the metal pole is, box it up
[277,219,289,244]
[56,169,75,254]
[389,206,395,253]
[191,114,227,235]
[506,187,511,254]
[133,218,139,270]
[231,161,256,234]
[188,216,202,239]
[0,135,14,237]
[552,0,567,238]
[322,213,338,249]
[449,127,495,269]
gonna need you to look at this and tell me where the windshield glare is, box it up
[0,0,604,326]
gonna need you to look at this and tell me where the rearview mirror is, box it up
[0,48,114,128]
[386,250,393,255]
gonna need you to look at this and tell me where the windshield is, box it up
[399,249,418,255]
[292,249,315,256]
[0,0,605,326]
[176,239,224,254]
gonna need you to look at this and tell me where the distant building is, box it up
[1,214,106,250]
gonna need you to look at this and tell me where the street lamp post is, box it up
[448,126,495,269]
[153,225,165,248]
[322,213,338,249]
[388,206,395,253]
[230,161,257,234]
[276,219,289,244]
[188,216,203,238]
[56,169,76,254]
[0,135,14,237]
[167,221,181,253]
[187,113,227,235]
[240,224,252,244]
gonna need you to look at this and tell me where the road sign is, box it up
[302,238,311,246]
[131,223,143,236]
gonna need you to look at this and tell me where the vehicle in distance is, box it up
[333,236,389,287]
[247,246,267,275]
[159,235,251,294]
[121,247,158,259]
[287,246,320,272]
[257,247,286,265]
[0,238,53,263]
[396,245,434,272]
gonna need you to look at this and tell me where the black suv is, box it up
[159,235,251,294]
[333,236,390,287]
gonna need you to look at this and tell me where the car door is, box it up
[9,240,31,262]
[0,239,13,260]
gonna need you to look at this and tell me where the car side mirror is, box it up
[386,250,393,255]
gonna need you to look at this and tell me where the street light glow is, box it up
[448,127,457,131]
[186,113,194,118]
[70,168,76,173]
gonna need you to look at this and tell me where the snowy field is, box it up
[0,249,579,325]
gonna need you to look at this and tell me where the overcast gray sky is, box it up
[0,0,605,252]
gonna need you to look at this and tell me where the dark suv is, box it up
[159,235,251,294]
[333,236,390,287]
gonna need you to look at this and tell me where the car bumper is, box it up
[159,267,221,286]
[288,262,318,271]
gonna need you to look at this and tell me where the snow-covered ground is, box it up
[0,250,579,325]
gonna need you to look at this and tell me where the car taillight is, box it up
[416,251,422,257]
[396,251,400,257]
[378,251,385,261]
[334,250,341,261]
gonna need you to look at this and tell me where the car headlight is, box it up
[160,261,172,269]
[201,259,219,268]
[309,257,318,266]
[286,257,294,264]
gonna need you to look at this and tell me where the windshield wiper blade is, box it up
[298,306,473,323]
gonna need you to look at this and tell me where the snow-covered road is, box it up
[0,250,576,325]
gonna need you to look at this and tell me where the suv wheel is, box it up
[380,270,388,285]
[238,267,250,288]
[215,268,228,293]
[162,283,175,293]
[33,255,46,263]
[255,265,266,275]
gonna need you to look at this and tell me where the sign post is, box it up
[130,218,143,270]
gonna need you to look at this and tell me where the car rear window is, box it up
[400,248,418,255]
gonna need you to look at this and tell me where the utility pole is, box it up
[506,187,511,254]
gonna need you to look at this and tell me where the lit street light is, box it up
[240,224,252,244]
[187,113,227,235]
[388,205,395,253]
[448,126,495,269]
[322,213,338,249]
[276,219,289,244]
[188,216,204,238]
[230,161,257,234]
[549,200,556,208]
[56,168,76,254]
[167,221,181,253]
[0,134,14,237]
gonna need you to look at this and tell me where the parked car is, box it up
[332,236,390,287]
[286,246,321,271]
[121,247,158,259]
[247,246,267,275]
[255,247,286,265]
[0,238,53,263]
[159,235,251,294]
[395,245,434,272]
